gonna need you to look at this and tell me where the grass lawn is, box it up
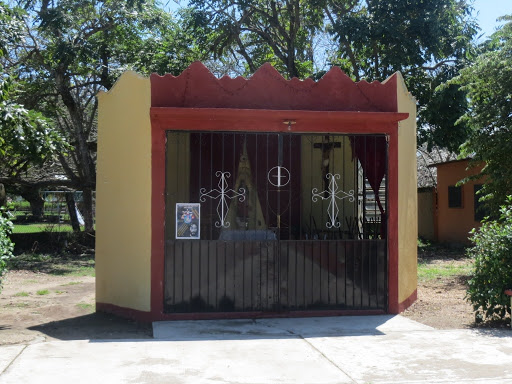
[11,223,80,234]
[417,260,473,281]
[417,240,473,282]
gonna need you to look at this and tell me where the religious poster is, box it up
[176,203,200,239]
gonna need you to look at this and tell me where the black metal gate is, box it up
[164,131,387,313]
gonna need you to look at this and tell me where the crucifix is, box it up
[313,136,342,197]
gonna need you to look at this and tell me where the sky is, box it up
[473,0,512,39]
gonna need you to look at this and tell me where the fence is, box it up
[5,191,95,234]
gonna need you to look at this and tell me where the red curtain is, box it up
[350,136,387,237]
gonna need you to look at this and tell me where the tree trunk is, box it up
[20,188,44,220]
[0,184,6,208]
[82,187,94,232]
[65,192,81,232]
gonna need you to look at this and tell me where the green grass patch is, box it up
[14,291,29,297]
[11,223,77,234]
[65,266,95,277]
[36,289,50,295]
[48,265,95,277]
[55,290,66,294]
[61,281,82,286]
[76,302,95,311]
[418,260,472,282]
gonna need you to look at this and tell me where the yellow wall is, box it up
[418,188,435,241]
[395,73,418,305]
[96,71,152,312]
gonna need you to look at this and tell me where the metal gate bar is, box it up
[164,131,388,314]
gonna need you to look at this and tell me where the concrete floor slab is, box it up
[152,315,433,340]
[0,338,352,384]
[0,345,25,374]
[2,316,512,384]
[307,329,512,384]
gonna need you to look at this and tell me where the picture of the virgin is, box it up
[176,203,200,239]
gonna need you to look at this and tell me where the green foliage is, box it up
[188,0,327,78]
[417,71,470,153]
[0,76,67,177]
[0,1,67,178]
[466,197,512,320]
[0,1,24,56]
[2,0,206,231]
[452,16,512,212]
[189,0,476,153]
[328,0,477,153]
[0,209,14,289]
[329,0,476,79]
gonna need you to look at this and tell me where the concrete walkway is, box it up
[1,315,511,383]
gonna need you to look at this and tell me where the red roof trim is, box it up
[150,107,408,133]
[151,62,398,112]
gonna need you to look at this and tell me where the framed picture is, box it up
[176,203,200,239]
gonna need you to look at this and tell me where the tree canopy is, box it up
[453,16,512,212]
[0,1,65,180]
[189,0,477,152]
[2,0,206,230]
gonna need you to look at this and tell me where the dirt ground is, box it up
[0,255,152,346]
[401,262,475,329]
[402,246,510,330]
[0,248,508,346]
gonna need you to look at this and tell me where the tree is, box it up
[189,0,476,153]
[467,197,512,321]
[0,208,14,289]
[1,1,66,219]
[188,0,336,78]
[4,0,205,231]
[453,16,512,212]
[326,0,477,152]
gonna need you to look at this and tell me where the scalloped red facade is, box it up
[151,61,397,112]
[143,62,409,321]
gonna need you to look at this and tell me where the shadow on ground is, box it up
[27,314,408,342]
[29,312,152,341]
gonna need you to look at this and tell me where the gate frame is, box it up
[151,108,406,320]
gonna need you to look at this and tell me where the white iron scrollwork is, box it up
[267,166,290,187]
[200,171,246,228]
[311,173,355,228]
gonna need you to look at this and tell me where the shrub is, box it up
[0,209,15,289]
[467,197,512,321]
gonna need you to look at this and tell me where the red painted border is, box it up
[150,108,408,133]
[151,62,398,112]
[150,109,403,320]
[151,119,166,319]
[96,302,155,323]
[397,289,418,313]
[145,64,407,322]
[387,131,400,313]
[96,302,386,323]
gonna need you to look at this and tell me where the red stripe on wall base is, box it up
[397,289,418,313]
[96,302,154,323]
[96,302,386,323]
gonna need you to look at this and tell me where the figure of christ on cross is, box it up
[313,136,342,197]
